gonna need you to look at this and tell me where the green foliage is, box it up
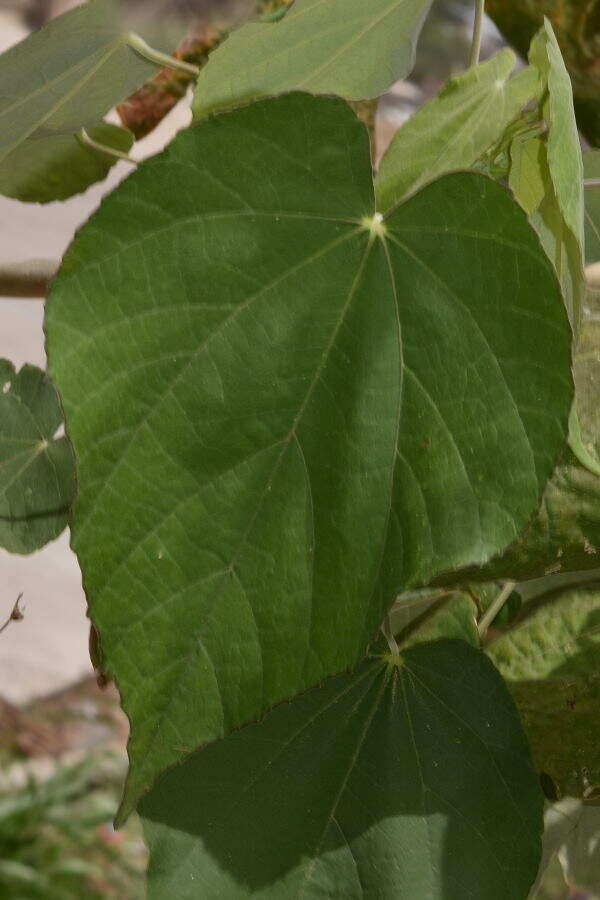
[141,641,542,900]
[0,0,156,203]
[192,0,434,119]
[488,584,600,797]
[1,2,599,897]
[0,757,145,899]
[0,360,75,554]
[46,91,572,820]
[376,49,540,210]
[584,150,600,264]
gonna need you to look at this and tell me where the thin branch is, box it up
[585,179,600,189]
[0,593,24,636]
[468,0,485,68]
[0,259,58,298]
[477,580,516,639]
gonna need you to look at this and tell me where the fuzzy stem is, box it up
[468,0,485,68]
[126,32,200,76]
[0,259,58,298]
[78,128,137,164]
[477,580,516,639]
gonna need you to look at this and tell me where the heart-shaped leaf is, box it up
[192,0,434,119]
[0,361,75,554]
[0,0,155,202]
[46,93,572,815]
[141,640,543,900]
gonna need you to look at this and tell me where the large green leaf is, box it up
[141,640,543,899]
[0,361,75,554]
[0,123,134,204]
[0,0,155,203]
[488,584,600,796]
[376,50,540,211]
[453,289,600,585]
[45,93,572,815]
[584,150,600,265]
[192,0,434,119]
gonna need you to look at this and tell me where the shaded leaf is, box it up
[45,93,572,816]
[141,641,543,900]
[509,134,546,215]
[488,584,600,796]
[0,361,75,555]
[0,0,156,202]
[192,0,434,119]
[376,50,540,211]
[584,149,600,265]
[558,800,600,893]
[0,123,133,204]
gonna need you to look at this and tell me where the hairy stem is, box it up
[469,0,485,68]
[477,580,516,639]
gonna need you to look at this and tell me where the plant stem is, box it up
[585,179,600,189]
[126,32,201,76]
[0,259,58,298]
[381,614,400,656]
[477,580,516,639]
[78,128,137,165]
[468,0,485,68]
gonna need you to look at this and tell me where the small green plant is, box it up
[1,0,599,896]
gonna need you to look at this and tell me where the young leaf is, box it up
[376,51,540,210]
[528,20,585,332]
[0,361,75,554]
[192,0,434,119]
[0,124,134,204]
[509,134,546,216]
[0,0,156,203]
[584,150,600,265]
[46,93,572,816]
[141,641,543,900]
[488,584,600,796]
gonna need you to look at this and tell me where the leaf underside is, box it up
[46,93,572,815]
[141,640,543,900]
[0,0,154,202]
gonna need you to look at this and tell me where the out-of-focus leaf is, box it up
[141,641,543,900]
[0,0,157,202]
[488,584,600,796]
[0,361,75,555]
[192,0,435,119]
[0,123,133,204]
[376,51,540,210]
[584,150,600,264]
[487,0,600,147]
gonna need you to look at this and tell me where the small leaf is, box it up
[46,93,572,816]
[0,361,75,554]
[376,51,540,210]
[584,149,600,265]
[509,134,546,215]
[0,123,134,204]
[488,584,600,796]
[192,0,434,119]
[528,20,585,332]
[0,0,156,202]
[141,641,543,900]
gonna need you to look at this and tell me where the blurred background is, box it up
[0,1,591,897]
